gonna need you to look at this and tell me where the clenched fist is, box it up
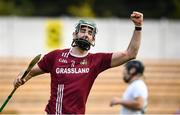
[131,11,143,27]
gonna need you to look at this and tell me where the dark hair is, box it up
[125,60,145,75]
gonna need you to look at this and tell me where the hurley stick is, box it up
[0,54,41,112]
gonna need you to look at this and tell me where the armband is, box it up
[135,26,142,31]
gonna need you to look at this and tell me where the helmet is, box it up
[75,19,97,36]
[71,19,97,51]
[125,60,145,75]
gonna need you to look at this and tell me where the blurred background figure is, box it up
[110,60,148,115]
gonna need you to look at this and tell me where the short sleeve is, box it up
[38,50,57,73]
[92,53,113,73]
[132,81,148,99]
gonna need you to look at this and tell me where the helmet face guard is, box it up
[71,19,97,51]
[71,38,91,51]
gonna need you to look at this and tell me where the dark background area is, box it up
[0,0,180,19]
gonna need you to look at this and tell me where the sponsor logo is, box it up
[80,59,87,65]
[58,58,67,63]
[56,67,89,74]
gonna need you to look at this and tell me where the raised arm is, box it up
[111,11,143,67]
[14,64,45,88]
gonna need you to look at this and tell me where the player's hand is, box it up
[130,11,143,27]
[13,71,26,88]
[110,97,121,107]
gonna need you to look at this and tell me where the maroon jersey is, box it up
[38,49,112,114]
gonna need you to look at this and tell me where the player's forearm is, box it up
[14,65,44,88]
[24,66,44,81]
[24,70,37,81]
[126,11,143,59]
[120,99,143,110]
[126,30,141,59]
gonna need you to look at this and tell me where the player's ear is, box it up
[129,68,136,76]
[93,36,95,41]
[91,37,95,46]
[72,32,77,39]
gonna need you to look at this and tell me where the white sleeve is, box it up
[132,82,147,99]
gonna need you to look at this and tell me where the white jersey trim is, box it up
[69,48,88,58]
[56,84,64,115]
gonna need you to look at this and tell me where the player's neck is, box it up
[129,76,139,84]
[70,47,88,57]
